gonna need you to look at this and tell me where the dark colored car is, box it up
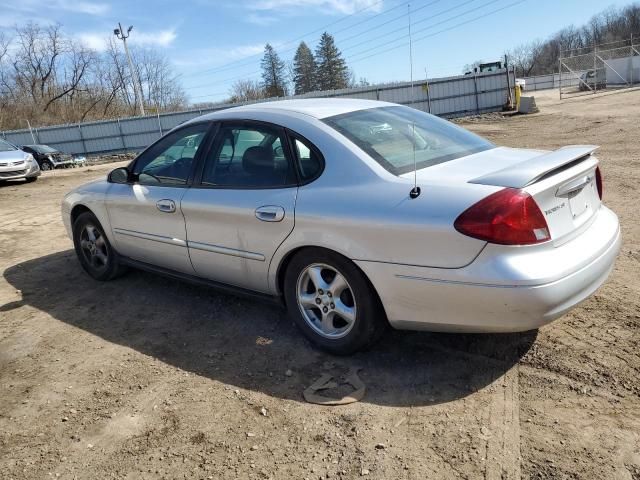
[21,144,74,170]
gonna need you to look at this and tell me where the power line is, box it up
[182,0,404,79]
[343,0,504,60]
[349,0,527,65]
[339,0,478,53]
[182,0,504,92]
[183,0,526,100]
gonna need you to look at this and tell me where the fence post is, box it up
[157,111,163,137]
[473,73,480,114]
[559,58,562,99]
[117,118,126,153]
[593,43,597,94]
[77,124,87,155]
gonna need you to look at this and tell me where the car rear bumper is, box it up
[356,206,621,333]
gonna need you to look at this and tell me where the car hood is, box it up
[402,146,547,186]
[0,150,29,162]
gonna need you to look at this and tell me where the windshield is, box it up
[26,144,58,153]
[0,139,18,152]
[323,106,494,175]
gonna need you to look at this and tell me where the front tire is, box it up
[72,212,125,281]
[284,248,386,355]
[25,177,37,183]
[40,160,53,171]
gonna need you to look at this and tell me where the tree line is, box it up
[0,22,186,131]
[228,32,368,103]
[505,3,640,77]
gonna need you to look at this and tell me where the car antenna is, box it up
[408,3,421,199]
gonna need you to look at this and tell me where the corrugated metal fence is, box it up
[1,69,514,156]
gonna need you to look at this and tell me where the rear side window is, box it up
[291,136,323,182]
[323,106,494,175]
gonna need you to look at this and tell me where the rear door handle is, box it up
[156,199,176,213]
[255,205,285,222]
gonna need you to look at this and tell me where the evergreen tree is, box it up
[314,32,349,91]
[260,43,287,98]
[292,42,316,94]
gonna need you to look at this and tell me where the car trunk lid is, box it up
[468,146,601,243]
[407,145,602,245]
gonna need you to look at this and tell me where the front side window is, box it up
[201,124,295,188]
[133,123,209,186]
[323,106,494,175]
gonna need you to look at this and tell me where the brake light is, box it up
[454,188,550,245]
[595,166,603,200]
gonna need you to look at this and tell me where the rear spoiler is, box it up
[469,145,599,188]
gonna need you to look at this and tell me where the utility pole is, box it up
[114,23,145,116]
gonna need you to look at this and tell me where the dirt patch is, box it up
[1,90,639,479]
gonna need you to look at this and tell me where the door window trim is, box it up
[126,121,218,188]
[285,128,325,186]
[192,119,299,190]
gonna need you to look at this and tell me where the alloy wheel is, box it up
[79,224,109,272]
[296,263,357,339]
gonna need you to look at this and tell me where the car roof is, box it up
[197,98,397,121]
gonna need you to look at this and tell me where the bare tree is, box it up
[228,79,266,103]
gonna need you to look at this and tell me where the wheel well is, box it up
[275,246,389,322]
[70,204,92,226]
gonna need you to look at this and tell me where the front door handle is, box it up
[255,205,285,222]
[156,199,176,213]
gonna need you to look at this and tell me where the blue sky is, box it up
[0,0,635,103]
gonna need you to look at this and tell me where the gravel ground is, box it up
[0,89,638,480]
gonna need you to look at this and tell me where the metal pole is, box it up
[115,23,145,116]
[157,111,163,137]
[116,118,126,153]
[424,68,432,113]
[77,124,87,155]
[559,58,562,99]
[26,120,36,143]
[593,42,597,94]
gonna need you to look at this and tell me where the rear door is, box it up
[181,121,299,293]
[105,122,211,274]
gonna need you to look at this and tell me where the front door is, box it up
[105,122,211,274]
[181,121,298,293]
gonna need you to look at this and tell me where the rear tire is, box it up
[284,248,387,355]
[72,212,126,281]
[40,160,53,171]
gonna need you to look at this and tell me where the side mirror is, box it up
[108,167,131,184]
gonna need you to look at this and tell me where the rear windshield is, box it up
[26,144,58,153]
[0,139,18,152]
[323,106,494,175]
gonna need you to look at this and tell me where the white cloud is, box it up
[246,13,279,26]
[0,0,109,16]
[172,43,266,68]
[77,29,178,52]
[249,0,383,15]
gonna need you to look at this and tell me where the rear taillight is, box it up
[454,188,550,245]
[595,166,603,200]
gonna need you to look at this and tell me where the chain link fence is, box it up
[560,38,640,98]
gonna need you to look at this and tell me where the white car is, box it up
[0,139,41,183]
[62,99,621,354]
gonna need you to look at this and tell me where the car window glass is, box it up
[202,124,295,188]
[292,137,322,181]
[133,123,208,186]
[324,106,494,175]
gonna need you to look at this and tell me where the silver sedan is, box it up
[62,99,621,354]
[0,139,41,183]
